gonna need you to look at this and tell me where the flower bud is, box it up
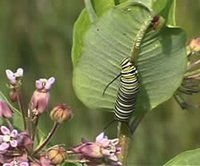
[30,90,50,115]
[0,100,13,118]
[30,77,55,114]
[189,37,200,53]
[46,146,66,165]
[50,104,72,123]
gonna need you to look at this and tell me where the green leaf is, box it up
[164,148,200,165]
[72,0,153,66]
[72,0,115,65]
[0,91,23,129]
[153,0,176,25]
[72,2,187,116]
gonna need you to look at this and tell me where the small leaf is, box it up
[164,148,200,165]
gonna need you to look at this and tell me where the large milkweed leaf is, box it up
[72,2,187,116]
[164,148,200,166]
[72,0,153,65]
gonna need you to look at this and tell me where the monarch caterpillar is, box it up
[103,15,153,123]
[103,58,139,122]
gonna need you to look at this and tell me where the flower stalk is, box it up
[117,114,145,165]
[117,122,130,166]
[16,93,27,130]
[33,122,59,155]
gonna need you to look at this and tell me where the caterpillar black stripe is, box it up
[114,58,139,122]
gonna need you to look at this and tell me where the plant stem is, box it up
[117,115,145,165]
[31,116,39,142]
[118,122,130,166]
[84,0,97,23]
[65,159,89,163]
[4,118,13,130]
[32,122,59,155]
[16,92,27,130]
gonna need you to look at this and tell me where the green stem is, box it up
[171,0,176,25]
[118,115,145,165]
[31,116,39,142]
[84,0,97,23]
[65,159,89,163]
[118,122,130,166]
[27,108,33,140]
[16,93,27,130]
[4,118,13,130]
[130,18,152,63]
[32,122,59,155]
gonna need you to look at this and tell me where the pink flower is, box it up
[0,100,13,118]
[3,159,29,166]
[0,126,18,153]
[72,132,121,166]
[30,77,55,114]
[17,131,33,151]
[35,77,55,92]
[5,68,23,85]
[0,142,29,164]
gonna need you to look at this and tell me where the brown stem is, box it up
[32,122,59,155]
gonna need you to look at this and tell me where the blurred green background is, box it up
[0,0,200,165]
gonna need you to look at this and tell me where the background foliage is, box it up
[0,0,200,165]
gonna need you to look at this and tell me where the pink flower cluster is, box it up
[72,132,122,166]
[0,126,31,165]
[0,68,121,165]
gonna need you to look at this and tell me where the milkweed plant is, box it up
[0,68,121,166]
[1,0,200,166]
